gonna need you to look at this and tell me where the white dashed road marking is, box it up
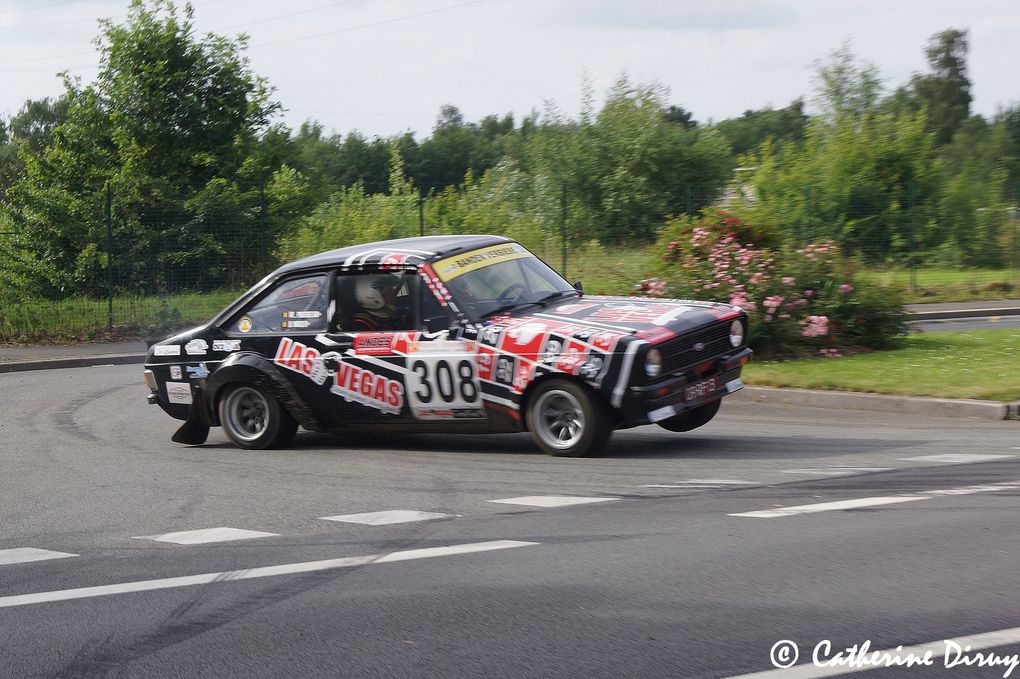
[642,479,759,489]
[0,548,78,566]
[730,480,1020,519]
[133,527,279,545]
[319,510,454,525]
[781,467,892,476]
[901,453,1012,464]
[0,540,538,609]
[488,496,619,508]
[729,496,928,519]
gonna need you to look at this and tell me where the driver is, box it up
[351,273,406,331]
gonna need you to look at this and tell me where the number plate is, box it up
[683,377,718,401]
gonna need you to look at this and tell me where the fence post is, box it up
[105,183,113,332]
[909,183,917,296]
[258,182,267,272]
[560,182,568,278]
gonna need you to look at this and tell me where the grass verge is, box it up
[743,328,1020,402]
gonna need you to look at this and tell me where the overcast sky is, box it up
[1,0,1018,139]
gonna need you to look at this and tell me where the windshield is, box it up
[432,243,576,319]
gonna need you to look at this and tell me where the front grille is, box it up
[659,322,735,375]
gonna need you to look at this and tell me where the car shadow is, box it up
[196,428,931,463]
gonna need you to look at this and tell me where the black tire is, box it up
[656,398,721,433]
[218,384,298,450]
[525,379,612,457]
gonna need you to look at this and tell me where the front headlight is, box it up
[645,348,662,377]
[143,369,158,393]
[729,319,744,348]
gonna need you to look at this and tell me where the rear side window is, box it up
[229,274,329,335]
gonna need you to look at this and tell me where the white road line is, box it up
[901,453,1012,464]
[683,479,759,485]
[319,510,453,525]
[729,496,929,519]
[132,527,279,545]
[488,496,620,508]
[781,468,892,476]
[643,484,734,489]
[719,625,1020,678]
[0,548,78,566]
[730,479,1020,519]
[0,540,537,610]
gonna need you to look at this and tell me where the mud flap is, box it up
[171,390,211,444]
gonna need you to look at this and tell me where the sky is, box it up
[1,0,1018,139]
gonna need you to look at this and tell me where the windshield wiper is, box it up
[480,290,579,321]
[535,289,580,306]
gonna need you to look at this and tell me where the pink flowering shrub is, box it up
[653,211,908,357]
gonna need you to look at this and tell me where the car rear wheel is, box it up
[526,380,611,457]
[656,398,721,433]
[219,384,297,450]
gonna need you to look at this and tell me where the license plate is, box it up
[683,377,718,401]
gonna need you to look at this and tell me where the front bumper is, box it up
[619,347,752,425]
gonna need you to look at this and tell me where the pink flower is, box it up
[763,295,783,310]
[781,276,796,286]
[839,283,853,294]
[801,315,829,338]
[804,290,814,297]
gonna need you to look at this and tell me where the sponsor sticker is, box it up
[165,382,192,405]
[169,365,182,380]
[212,339,241,352]
[354,333,394,356]
[274,337,323,381]
[186,364,210,379]
[238,317,253,333]
[282,319,312,329]
[432,243,531,281]
[283,310,322,319]
[153,345,181,357]
[330,362,404,414]
[185,339,208,356]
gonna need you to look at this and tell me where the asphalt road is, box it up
[2,365,1020,679]
[913,315,1020,332]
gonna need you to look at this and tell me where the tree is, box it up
[6,0,280,295]
[892,29,972,146]
[812,42,883,123]
[715,99,808,157]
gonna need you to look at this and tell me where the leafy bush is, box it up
[654,212,908,357]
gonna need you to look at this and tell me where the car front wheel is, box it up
[526,380,611,457]
[219,384,297,450]
[656,398,721,433]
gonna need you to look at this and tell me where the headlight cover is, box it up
[645,348,662,377]
[729,319,744,348]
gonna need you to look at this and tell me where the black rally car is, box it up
[144,235,752,456]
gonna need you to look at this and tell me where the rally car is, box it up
[143,235,752,456]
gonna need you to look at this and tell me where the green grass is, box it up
[860,267,1020,303]
[0,290,242,343]
[743,328,1020,402]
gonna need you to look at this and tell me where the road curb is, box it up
[733,386,1014,421]
[0,353,146,373]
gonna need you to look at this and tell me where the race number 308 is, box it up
[407,357,480,408]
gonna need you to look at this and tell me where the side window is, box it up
[333,272,420,332]
[229,274,329,335]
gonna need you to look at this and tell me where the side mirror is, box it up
[572,280,584,293]
[424,315,453,333]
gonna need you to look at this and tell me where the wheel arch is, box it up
[206,352,323,431]
[518,370,617,432]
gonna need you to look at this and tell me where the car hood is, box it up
[532,295,743,340]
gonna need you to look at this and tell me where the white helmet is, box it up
[355,274,400,312]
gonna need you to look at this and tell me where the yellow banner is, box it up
[433,243,532,281]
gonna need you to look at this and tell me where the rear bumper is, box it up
[619,348,752,425]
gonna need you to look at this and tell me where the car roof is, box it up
[274,234,514,275]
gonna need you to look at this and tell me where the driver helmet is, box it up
[355,274,401,316]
